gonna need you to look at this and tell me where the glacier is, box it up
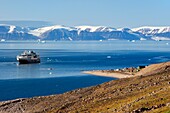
[0,24,170,41]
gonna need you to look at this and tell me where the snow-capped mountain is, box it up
[0,24,29,33]
[0,24,37,40]
[28,25,141,40]
[132,26,170,34]
[0,24,170,41]
[131,26,170,40]
[29,25,76,37]
[76,26,116,32]
[29,25,116,37]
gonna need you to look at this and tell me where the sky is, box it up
[0,0,170,28]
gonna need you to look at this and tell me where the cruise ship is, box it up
[17,50,40,64]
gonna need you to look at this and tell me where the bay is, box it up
[0,40,170,101]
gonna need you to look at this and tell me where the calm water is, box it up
[0,40,170,101]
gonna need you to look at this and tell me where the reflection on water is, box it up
[16,64,41,78]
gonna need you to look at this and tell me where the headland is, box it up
[0,62,170,113]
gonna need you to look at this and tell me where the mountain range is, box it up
[0,24,170,41]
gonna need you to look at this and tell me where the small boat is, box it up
[17,50,40,64]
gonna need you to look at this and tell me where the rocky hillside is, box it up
[0,24,170,41]
[0,62,170,113]
[136,61,170,76]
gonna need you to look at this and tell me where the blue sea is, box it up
[0,40,170,101]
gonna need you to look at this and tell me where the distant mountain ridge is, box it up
[0,24,170,41]
[0,21,52,28]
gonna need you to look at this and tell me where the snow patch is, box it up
[29,25,76,37]
[29,25,116,37]
[151,36,170,41]
[76,26,115,32]
[132,26,170,34]
[0,24,16,33]
[68,37,73,41]
[8,26,16,33]
[140,38,146,40]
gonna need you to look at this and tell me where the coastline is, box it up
[83,70,133,79]
[1,61,170,112]
[83,62,170,79]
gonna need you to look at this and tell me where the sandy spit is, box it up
[83,70,133,78]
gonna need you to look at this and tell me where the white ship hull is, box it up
[16,51,40,64]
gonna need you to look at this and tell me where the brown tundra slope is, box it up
[0,62,170,113]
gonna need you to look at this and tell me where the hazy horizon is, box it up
[0,0,170,28]
[0,20,170,29]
